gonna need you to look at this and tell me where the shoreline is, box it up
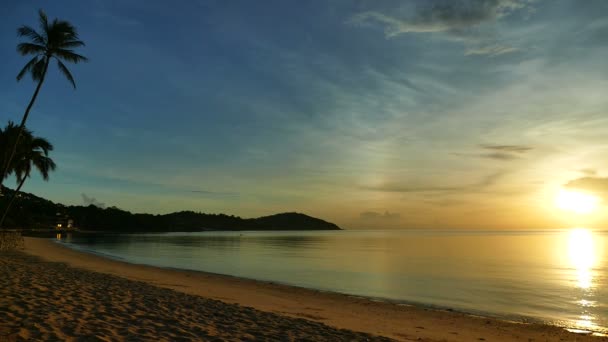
[54,239,552,331]
[2,245,385,341]
[20,237,606,341]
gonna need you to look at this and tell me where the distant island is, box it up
[0,186,341,232]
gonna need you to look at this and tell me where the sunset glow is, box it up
[555,190,600,215]
[5,1,608,341]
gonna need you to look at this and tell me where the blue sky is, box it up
[2,0,608,229]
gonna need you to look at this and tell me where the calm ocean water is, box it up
[57,229,608,333]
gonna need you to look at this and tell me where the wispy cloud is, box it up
[478,144,532,160]
[477,145,532,161]
[349,0,534,55]
[351,0,532,35]
[454,144,532,161]
[478,152,521,160]
[481,144,533,153]
[465,44,518,56]
[362,172,505,194]
[360,211,401,220]
[580,168,597,176]
[564,177,608,200]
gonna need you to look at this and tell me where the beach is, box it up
[0,237,602,341]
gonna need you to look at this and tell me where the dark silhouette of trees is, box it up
[0,122,56,228]
[0,122,21,183]
[0,9,86,189]
[0,187,341,232]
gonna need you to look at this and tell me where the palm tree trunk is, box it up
[0,176,27,229]
[0,58,50,188]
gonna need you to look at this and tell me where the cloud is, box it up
[81,193,106,208]
[349,0,533,55]
[478,152,520,160]
[481,144,532,153]
[454,144,532,161]
[564,177,608,199]
[362,172,504,193]
[478,144,532,160]
[350,0,532,37]
[465,44,518,56]
[580,169,597,176]
[360,211,401,219]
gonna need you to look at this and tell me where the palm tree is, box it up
[0,9,86,188]
[0,122,21,183]
[0,124,56,228]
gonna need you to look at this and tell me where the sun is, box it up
[555,189,600,214]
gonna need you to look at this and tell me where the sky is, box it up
[1,0,608,229]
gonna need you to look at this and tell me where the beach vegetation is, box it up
[0,122,56,228]
[0,9,86,188]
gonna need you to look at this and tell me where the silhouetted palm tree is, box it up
[0,123,56,228]
[0,122,21,183]
[0,9,86,187]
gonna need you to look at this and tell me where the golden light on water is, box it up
[555,190,600,214]
[565,228,600,331]
[568,228,596,289]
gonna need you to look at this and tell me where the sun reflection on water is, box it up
[568,228,595,289]
[567,228,598,330]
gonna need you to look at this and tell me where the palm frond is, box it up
[17,42,46,56]
[16,56,39,81]
[38,9,49,33]
[31,137,54,155]
[56,20,78,38]
[14,158,32,184]
[17,25,45,44]
[54,48,88,63]
[1,122,22,141]
[2,121,57,183]
[56,59,76,88]
[15,172,28,185]
[31,57,47,81]
[47,20,78,43]
[32,155,56,181]
[17,9,86,88]
[0,122,20,177]
[59,39,85,48]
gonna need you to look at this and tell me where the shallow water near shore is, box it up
[56,228,608,333]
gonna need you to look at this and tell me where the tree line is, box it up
[0,187,340,232]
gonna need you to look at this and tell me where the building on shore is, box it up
[55,212,75,230]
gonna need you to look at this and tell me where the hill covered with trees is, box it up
[0,186,341,232]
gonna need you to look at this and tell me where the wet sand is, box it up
[2,237,604,341]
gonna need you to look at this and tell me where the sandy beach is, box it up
[0,237,603,341]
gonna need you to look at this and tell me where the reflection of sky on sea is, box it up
[59,229,608,333]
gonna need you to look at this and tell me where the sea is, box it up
[55,228,608,334]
